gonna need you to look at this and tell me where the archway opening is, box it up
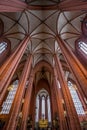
[35,89,52,129]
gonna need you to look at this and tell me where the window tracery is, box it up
[78,41,87,55]
[0,42,7,54]
[35,89,51,122]
[68,81,85,115]
[0,80,18,114]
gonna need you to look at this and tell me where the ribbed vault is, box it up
[0,0,87,83]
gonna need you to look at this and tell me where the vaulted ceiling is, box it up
[0,0,86,84]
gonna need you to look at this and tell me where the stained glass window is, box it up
[0,42,7,54]
[78,41,87,55]
[0,80,18,114]
[35,89,51,122]
[68,81,85,115]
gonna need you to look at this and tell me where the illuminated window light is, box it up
[0,42,7,54]
[68,81,85,115]
[79,41,87,54]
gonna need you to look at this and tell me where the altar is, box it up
[39,119,48,128]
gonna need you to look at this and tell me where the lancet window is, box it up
[35,89,51,122]
[0,80,18,114]
[68,81,85,115]
[0,42,7,54]
[78,41,87,55]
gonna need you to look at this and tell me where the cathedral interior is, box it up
[0,0,87,130]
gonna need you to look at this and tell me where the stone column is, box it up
[5,54,32,130]
[56,36,87,99]
[45,96,48,119]
[54,54,82,130]
[0,0,27,12]
[0,36,30,105]
[59,0,87,11]
[50,82,58,119]
[39,96,42,120]
[20,70,34,130]
[53,68,67,130]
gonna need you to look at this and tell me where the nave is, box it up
[0,0,87,130]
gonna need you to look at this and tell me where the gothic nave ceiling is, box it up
[24,0,60,5]
[0,0,87,84]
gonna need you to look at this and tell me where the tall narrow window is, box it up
[0,42,7,54]
[68,81,85,115]
[0,80,18,114]
[35,89,51,122]
[78,41,87,55]
[42,96,45,119]
[47,97,51,122]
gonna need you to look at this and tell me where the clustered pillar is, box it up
[5,54,32,130]
[56,36,87,100]
[45,96,48,119]
[20,70,34,130]
[0,36,30,105]
[39,96,42,120]
[0,0,27,12]
[50,81,58,120]
[53,68,68,130]
[59,0,87,11]
[54,54,82,130]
